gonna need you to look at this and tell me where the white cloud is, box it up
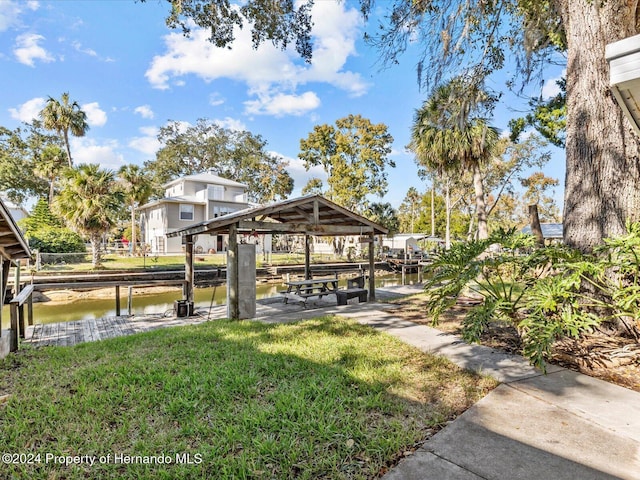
[71,40,97,57]
[244,91,320,117]
[214,117,246,131]
[0,0,38,32]
[13,33,54,66]
[70,39,114,62]
[209,93,225,107]
[134,105,154,119]
[279,152,328,196]
[297,1,368,97]
[71,138,124,171]
[542,70,566,99]
[145,2,366,116]
[9,96,45,122]
[129,126,160,156]
[0,1,21,31]
[82,102,107,127]
[145,27,295,90]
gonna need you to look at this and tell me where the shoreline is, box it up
[25,268,397,305]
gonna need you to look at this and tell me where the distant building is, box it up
[521,223,564,242]
[0,197,28,224]
[382,234,443,259]
[138,173,250,254]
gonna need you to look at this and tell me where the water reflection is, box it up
[2,273,420,327]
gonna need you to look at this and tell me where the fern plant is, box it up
[425,228,542,343]
[425,222,640,371]
[425,229,606,371]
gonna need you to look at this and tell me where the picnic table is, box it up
[280,277,339,306]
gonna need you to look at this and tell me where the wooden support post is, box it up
[115,285,120,316]
[368,232,375,301]
[0,259,10,337]
[27,294,33,326]
[185,234,194,303]
[402,265,406,285]
[304,234,311,280]
[18,304,25,339]
[0,259,4,338]
[127,286,133,316]
[9,303,17,351]
[14,261,20,299]
[7,285,33,350]
[228,223,239,320]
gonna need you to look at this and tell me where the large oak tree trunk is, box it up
[556,0,640,250]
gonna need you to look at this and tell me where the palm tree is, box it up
[35,144,67,204]
[404,187,420,234]
[40,93,89,167]
[118,164,152,255]
[367,202,400,258]
[54,164,122,267]
[409,78,499,240]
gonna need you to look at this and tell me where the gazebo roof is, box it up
[167,194,388,237]
[0,198,30,260]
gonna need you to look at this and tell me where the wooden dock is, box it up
[24,313,213,348]
[20,290,383,349]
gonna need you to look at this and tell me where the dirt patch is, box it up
[387,294,640,393]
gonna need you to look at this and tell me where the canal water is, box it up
[2,273,421,328]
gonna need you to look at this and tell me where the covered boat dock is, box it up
[168,195,388,320]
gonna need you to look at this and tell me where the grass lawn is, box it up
[0,316,496,479]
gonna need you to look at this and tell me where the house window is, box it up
[208,185,224,200]
[179,204,194,221]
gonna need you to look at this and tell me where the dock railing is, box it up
[9,284,34,352]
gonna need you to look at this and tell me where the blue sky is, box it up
[0,0,565,210]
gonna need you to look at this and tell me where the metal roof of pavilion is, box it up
[167,194,388,237]
[0,197,31,260]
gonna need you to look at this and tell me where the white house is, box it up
[606,34,640,136]
[138,172,250,254]
[0,196,28,224]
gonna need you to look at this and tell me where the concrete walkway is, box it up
[254,284,640,480]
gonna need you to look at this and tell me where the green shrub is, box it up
[423,227,639,371]
[19,198,62,233]
[27,226,86,254]
[424,228,542,334]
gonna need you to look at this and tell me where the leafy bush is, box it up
[19,198,62,233]
[27,226,86,254]
[424,228,544,339]
[424,226,640,371]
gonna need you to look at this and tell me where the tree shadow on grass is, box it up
[2,317,490,479]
